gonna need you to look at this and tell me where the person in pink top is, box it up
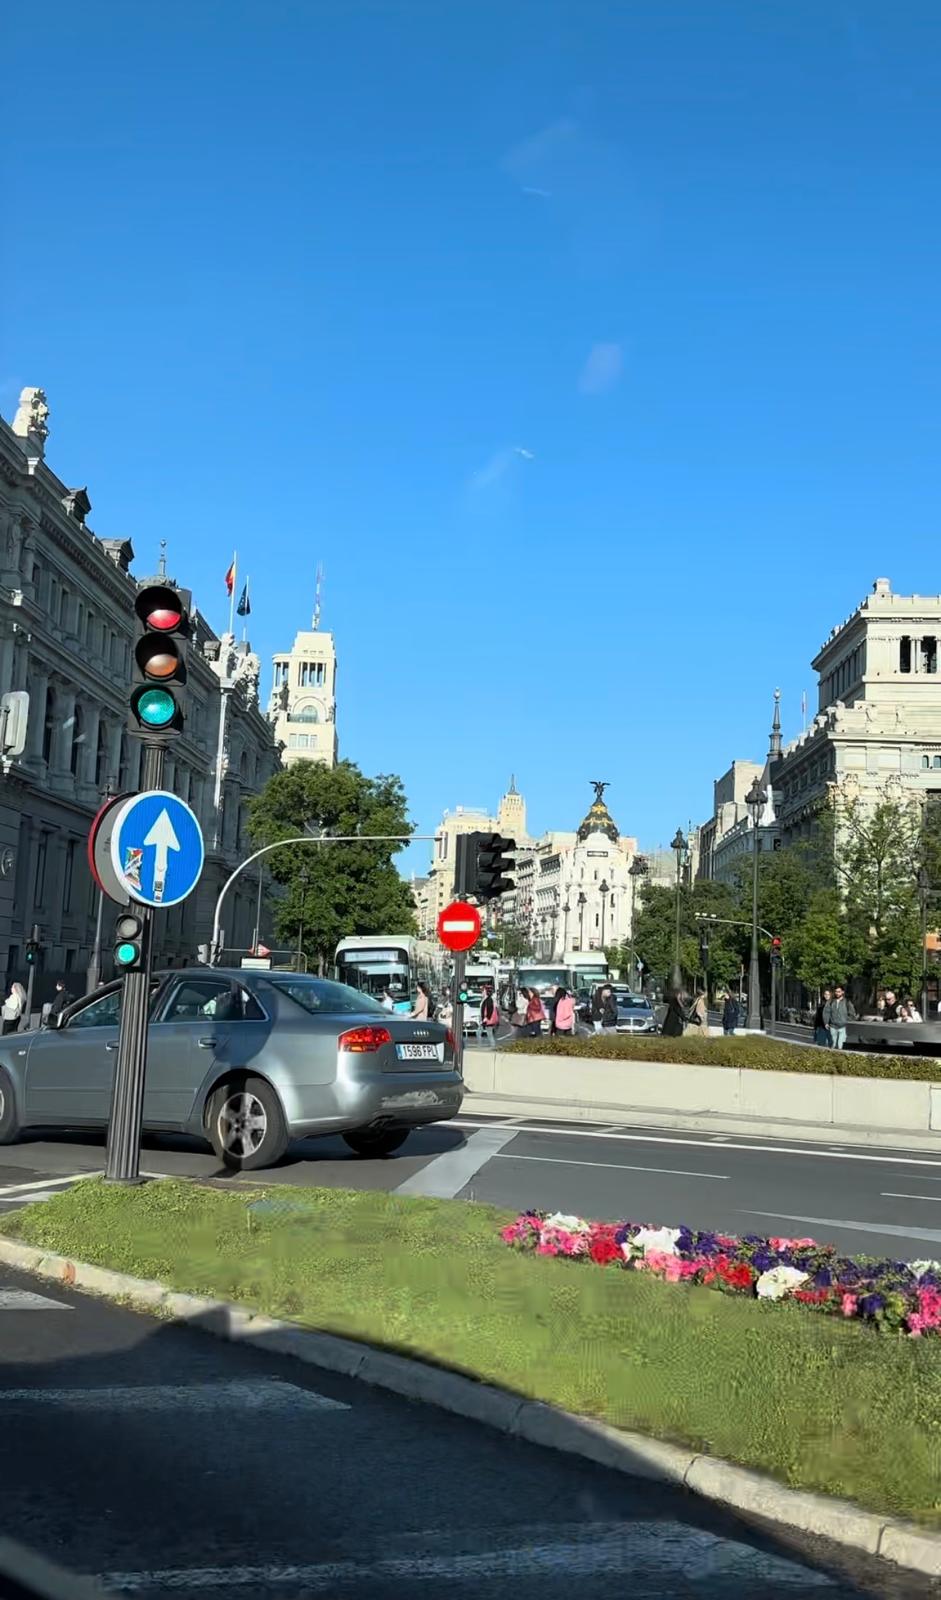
[553,986,576,1036]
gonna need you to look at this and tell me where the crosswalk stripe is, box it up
[0,1289,72,1310]
[99,1520,836,1591]
[0,1192,65,1205]
[0,1379,349,1411]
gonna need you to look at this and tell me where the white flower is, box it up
[756,1265,809,1301]
[544,1212,590,1234]
[909,1259,941,1279]
[629,1226,682,1258]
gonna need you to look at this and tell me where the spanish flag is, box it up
[224,556,236,596]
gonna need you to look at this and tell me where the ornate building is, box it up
[515,783,639,957]
[268,580,338,768]
[0,387,279,1001]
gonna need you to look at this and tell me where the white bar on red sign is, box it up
[442,920,477,932]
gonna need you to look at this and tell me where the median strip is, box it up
[2,1177,940,1575]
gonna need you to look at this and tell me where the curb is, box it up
[1,1235,938,1579]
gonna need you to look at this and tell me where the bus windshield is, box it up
[335,946,411,1000]
[516,966,569,993]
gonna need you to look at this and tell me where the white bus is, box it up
[334,936,443,1010]
[567,952,609,992]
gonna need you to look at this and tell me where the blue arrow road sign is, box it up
[110,789,204,909]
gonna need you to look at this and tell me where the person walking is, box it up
[824,984,855,1050]
[598,983,618,1033]
[512,986,530,1036]
[380,987,396,1012]
[661,988,688,1038]
[721,991,740,1035]
[410,981,431,1020]
[1,981,26,1035]
[813,988,832,1048]
[45,980,73,1027]
[524,987,546,1038]
[590,985,609,1033]
[553,986,576,1036]
[437,992,453,1028]
[882,989,900,1022]
[479,983,500,1048]
[685,990,708,1035]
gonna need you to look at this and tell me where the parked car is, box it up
[0,968,463,1170]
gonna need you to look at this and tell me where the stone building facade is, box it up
[0,388,279,999]
[269,622,338,769]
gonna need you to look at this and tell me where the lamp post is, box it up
[918,865,931,1022]
[561,898,571,954]
[577,891,587,950]
[745,777,768,1030]
[549,897,558,960]
[628,856,647,994]
[670,828,687,993]
[296,869,310,973]
[599,879,610,952]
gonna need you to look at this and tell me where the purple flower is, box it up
[693,1232,721,1257]
[751,1250,779,1273]
[813,1267,833,1288]
[858,1293,886,1316]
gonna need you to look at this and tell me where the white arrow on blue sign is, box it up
[109,789,205,909]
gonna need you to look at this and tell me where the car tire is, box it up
[342,1128,410,1158]
[0,1068,18,1145]
[207,1075,288,1171]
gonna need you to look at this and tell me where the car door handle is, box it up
[197,1037,217,1048]
[105,1042,119,1051]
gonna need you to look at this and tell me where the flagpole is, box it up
[228,551,237,637]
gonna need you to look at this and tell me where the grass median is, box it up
[506,1031,941,1080]
[6,1177,941,1521]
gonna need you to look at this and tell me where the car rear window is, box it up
[264,976,386,1017]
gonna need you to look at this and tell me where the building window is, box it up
[119,730,129,789]
[900,636,912,673]
[922,637,938,675]
[63,839,75,913]
[924,756,931,770]
[31,563,40,592]
[70,704,84,776]
[59,588,69,629]
[95,721,108,787]
[34,833,47,903]
[42,688,55,764]
[935,756,941,770]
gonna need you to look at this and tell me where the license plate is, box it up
[396,1043,439,1060]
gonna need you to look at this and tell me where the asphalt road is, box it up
[0,1263,933,1599]
[5,1113,941,1261]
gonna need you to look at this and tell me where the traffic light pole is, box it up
[451,950,466,1079]
[104,742,163,1184]
[23,922,40,1030]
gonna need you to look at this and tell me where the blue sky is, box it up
[5,1,941,874]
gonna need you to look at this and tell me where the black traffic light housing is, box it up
[25,938,41,967]
[454,832,516,902]
[128,583,191,741]
[113,910,150,974]
[770,936,783,966]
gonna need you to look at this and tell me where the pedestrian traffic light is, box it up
[128,583,190,740]
[455,832,516,901]
[113,910,149,973]
[24,938,40,966]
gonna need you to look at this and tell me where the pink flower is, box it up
[770,1236,818,1251]
[909,1287,941,1336]
[841,1293,858,1317]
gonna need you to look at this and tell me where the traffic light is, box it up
[24,938,40,966]
[771,935,783,966]
[113,910,149,973]
[455,832,516,901]
[128,583,190,740]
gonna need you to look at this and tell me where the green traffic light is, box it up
[115,941,138,966]
[137,687,176,727]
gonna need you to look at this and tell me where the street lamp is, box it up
[296,869,311,973]
[745,777,768,1030]
[670,829,687,992]
[918,865,931,1022]
[561,898,571,954]
[628,856,647,994]
[549,897,558,960]
[577,891,587,950]
[599,879,610,951]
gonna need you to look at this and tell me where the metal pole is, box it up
[672,860,682,993]
[23,921,39,1030]
[770,959,777,1037]
[747,821,762,1031]
[86,888,106,995]
[296,875,307,972]
[452,949,466,1079]
[252,863,264,954]
[629,875,637,991]
[105,741,163,1184]
[920,880,930,1022]
[211,685,229,851]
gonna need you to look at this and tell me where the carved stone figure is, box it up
[11,388,49,442]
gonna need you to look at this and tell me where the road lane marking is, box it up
[457,1118,941,1169]
[0,1380,349,1411]
[744,1210,941,1245]
[0,1171,96,1197]
[492,1153,728,1180]
[881,1192,941,1203]
[99,1520,835,1591]
[394,1126,518,1198]
[0,1193,65,1205]
[0,1289,71,1310]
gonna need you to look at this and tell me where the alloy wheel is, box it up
[218,1091,268,1158]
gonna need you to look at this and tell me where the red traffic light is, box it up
[144,604,183,631]
[771,936,782,950]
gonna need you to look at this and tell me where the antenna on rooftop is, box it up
[313,563,324,631]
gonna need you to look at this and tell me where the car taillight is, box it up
[446,1028,456,1052]
[338,1026,392,1053]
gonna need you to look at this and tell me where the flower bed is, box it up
[503,1031,941,1080]
[501,1211,941,1337]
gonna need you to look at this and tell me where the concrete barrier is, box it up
[461,1050,941,1147]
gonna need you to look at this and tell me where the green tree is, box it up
[632,877,741,992]
[788,888,848,991]
[247,759,417,971]
[832,787,924,997]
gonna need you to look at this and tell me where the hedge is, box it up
[504,1032,941,1081]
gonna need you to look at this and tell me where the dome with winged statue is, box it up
[577,780,620,843]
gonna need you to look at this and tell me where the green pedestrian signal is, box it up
[113,911,148,973]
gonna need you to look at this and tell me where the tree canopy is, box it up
[246,760,417,970]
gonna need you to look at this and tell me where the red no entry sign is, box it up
[437,900,482,952]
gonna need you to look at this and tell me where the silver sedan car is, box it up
[0,968,463,1170]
